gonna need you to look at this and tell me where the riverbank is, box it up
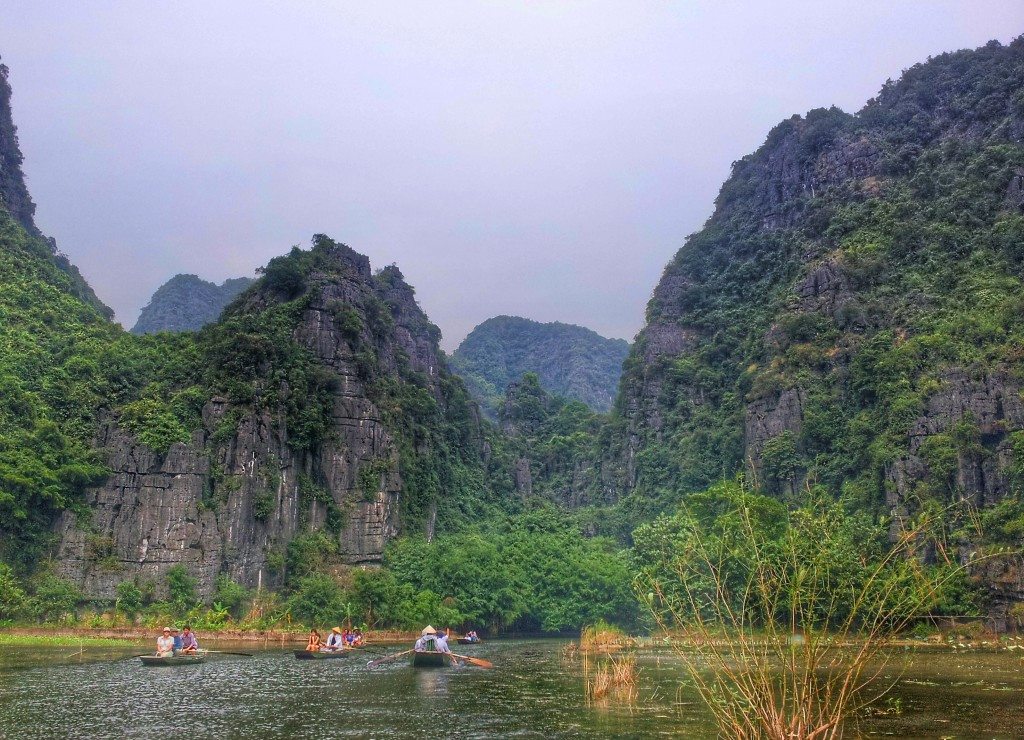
[0,626,423,647]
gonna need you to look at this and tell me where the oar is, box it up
[199,649,254,657]
[367,648,414,668]
[450,652,493,669]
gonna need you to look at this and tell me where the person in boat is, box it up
[414,625,439,651]
[180,625,199,654]
[156,627,174,657]
[435,629,452,654]
[171,627,183,655]
[305,629,321,652]
[325,626,345,651]
[352,628,364,647]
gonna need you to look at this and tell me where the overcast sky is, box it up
[3,3,1023,349]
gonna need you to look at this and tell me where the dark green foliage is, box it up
[287,573,348,625]
[115,580,143,617]
[29,572,82,622]
[633,480,969,627]
[0,563,27,619]
[211,575,250,618]
[166,565,199,611]
[386,508,637,631]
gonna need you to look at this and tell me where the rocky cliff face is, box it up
[451,315,630,417]
[131,274,254,334]
[55,237,483,598]
[0,58,37,235]
[617,37,1024,618]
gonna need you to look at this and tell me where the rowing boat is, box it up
[456,637,481,645]
[139,655,206,667]
[411,650,449,668]
[294,650,351,660]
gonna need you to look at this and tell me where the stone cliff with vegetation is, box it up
[614,37,1024,622]
[131,274,255,334]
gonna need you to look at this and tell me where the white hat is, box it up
[421,625,437,636]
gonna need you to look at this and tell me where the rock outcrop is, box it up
[131,274,254,334]
[56,238,482,598]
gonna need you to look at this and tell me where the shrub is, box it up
[115,580,143,617]
[166,565,199,611]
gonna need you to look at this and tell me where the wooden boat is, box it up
[139,654,206,667]
[411,650,449,668]
[294,649,351,660]
[456,637,481,645]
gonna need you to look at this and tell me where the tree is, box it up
[166,565,199,611]
[0,563,27,619]
[115,580,143,618]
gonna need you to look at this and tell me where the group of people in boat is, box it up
[305,626,365,652]
[155,625,200,657]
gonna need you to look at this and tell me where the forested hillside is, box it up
[451,316,629,416]
[614,37,1024,619]
[131,274,254,334]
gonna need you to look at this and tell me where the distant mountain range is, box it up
[131,274,254,334]
[450,315,630,416]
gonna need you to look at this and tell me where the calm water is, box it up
[0,639,1021,738]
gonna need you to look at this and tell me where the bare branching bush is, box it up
[633,481,968,739]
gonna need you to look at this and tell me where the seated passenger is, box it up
[305,629,321,652]
[157,627,174,657]
[171,627,183,655]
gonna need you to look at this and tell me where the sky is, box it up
[3,3,1023,350]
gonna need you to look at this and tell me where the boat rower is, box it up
[414,625,438,651]
[180,625,199,654]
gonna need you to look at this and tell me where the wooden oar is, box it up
[198,649,254,657]
[450,652,493,668]
[366,648,414,668]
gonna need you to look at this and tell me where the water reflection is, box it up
[415,665,452,697]
[0,640,1021,738]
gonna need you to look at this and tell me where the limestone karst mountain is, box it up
[450,316,630,417]
[131,274,255,334]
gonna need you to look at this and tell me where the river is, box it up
[0,639,1021,738]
